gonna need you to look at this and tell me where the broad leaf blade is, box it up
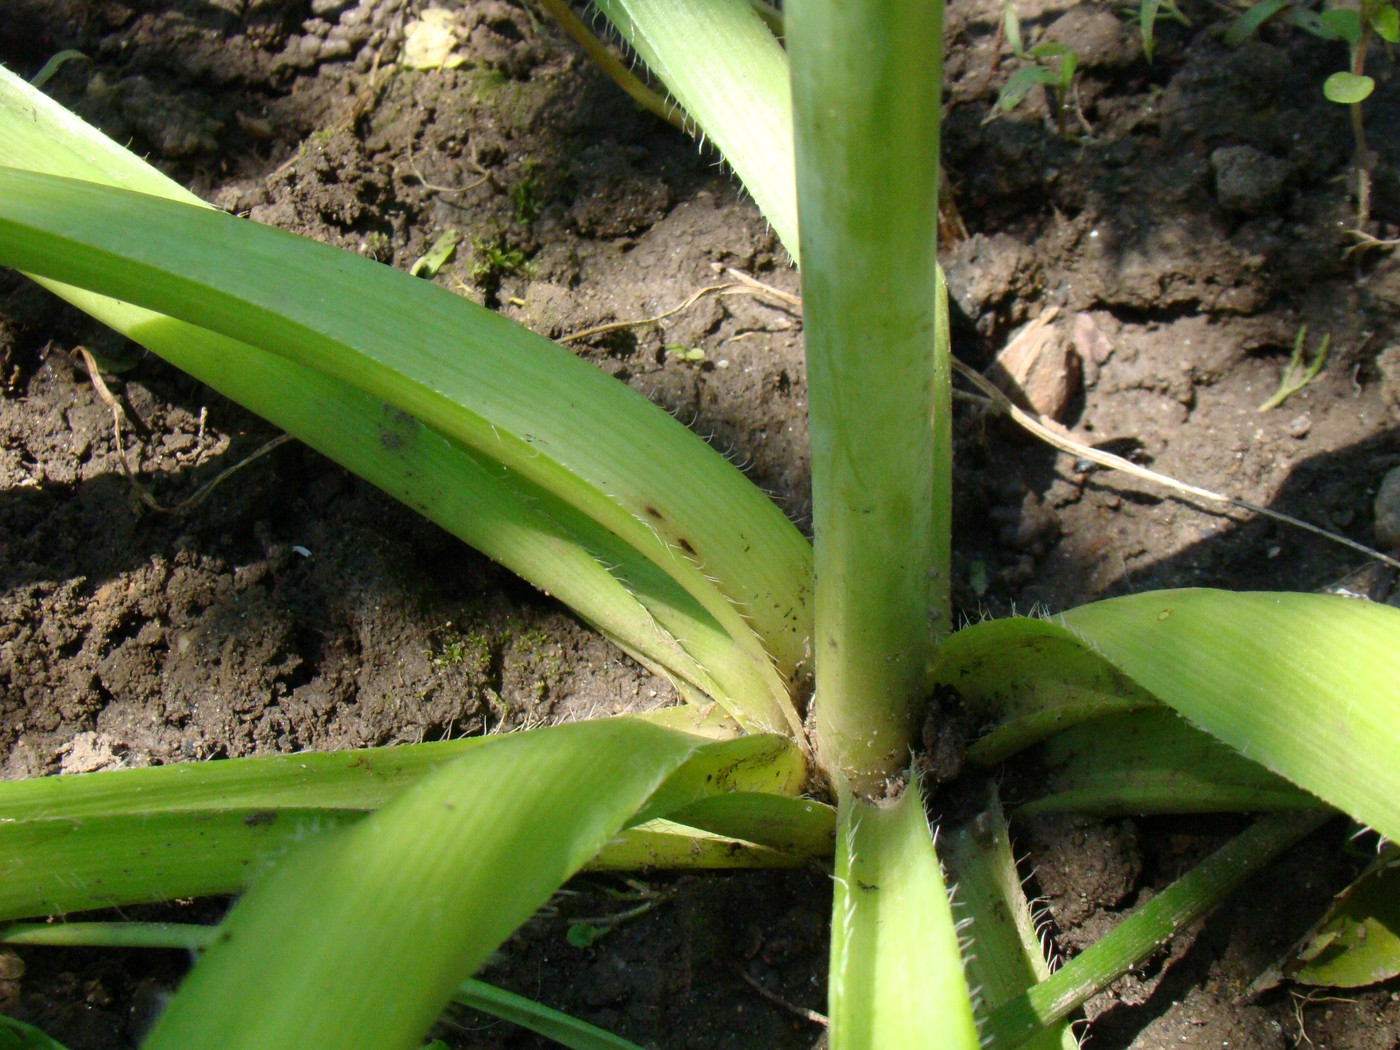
[1018,708,1318,816]
[0,65,801,729]
[933,617,1154,765]
[828,780,979,1049]
[935,590,1400,842]
[0,163,806,735]
[0,730,809,920]
[0,808,362,922]
[1286,846,1400,988]
[141,720,718,1049]
[1061,590,1400,843]
[0,740,480,820]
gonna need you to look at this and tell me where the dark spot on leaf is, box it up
[377,406,419,451]
[643,504,664,521]
[677,537,696,556]
[242,810,277,827]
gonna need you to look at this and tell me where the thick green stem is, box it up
[790,0,949,793]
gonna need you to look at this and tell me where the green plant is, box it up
[990,2,1081,137]
[511,159,544,225]
[470,233,532,297]
[1,1,1400,1047]
[1257,324,1329,411]
[1226,0,1398,229]
[1123,0,1191,62]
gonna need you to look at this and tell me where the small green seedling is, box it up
[1124,0,1191,62]
[1258,325,1329,412]
[989,2,1081,138]
[1317,0,1397,227]
[511,160,544,226]
[664,344,706,363]
[1226,0,1398,229]
[408,229,461,279]
[566,879,669,948]
[470,235,531,298]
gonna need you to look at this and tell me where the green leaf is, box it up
[0,163,807,734]
[1004,2,1026,58]
[566,923,608,948]
[1017,708,1318,816]
[1324,70,1375,104]
[0,808,365,922]
[1141,0,1163,60]
[1286,846,1400,987]
[0,739,480,820]
[665,792,835,855]
[0,65,807,731]
[140,720,723,1050]
[1369,2,1400,41]
[407,229,460,278]
[986,811,1328,1045]
[1318,7,1363,42]
[938,590,1400,843]
[2,922,649,1050]
[994,66,1059,114]
[593,0,797,260]
[452,977,650,1050]
[933,617,1155,766]
[1223,0,1290,46]
[940,784,1076,1050]
[0,729,810,920]
[1060,590,1400,843]
[0,1016,72,1050]
[828,780,980,1050]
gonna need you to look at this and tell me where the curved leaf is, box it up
[936,590,1400,842]
[0,65,805,729]
[141,720,730,1049]
[594,0,797,259]
[0,163,808,734]
[933,617,1154,765]
[941,783,1076,1050]
[1061,590,1400,842]
[1324,71,1375,104]
[0,730,810,920]
[1017,708,1318,816]
[1286,846,1400,988]
[987,811,1328,1045]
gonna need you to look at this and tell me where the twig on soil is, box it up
[75,347,293,515]
[951,358,1400,572]
[1343,228,1400,258]
[559,275,797,345]
[399,143,492,195]
[1289,989,1359,1050]
[722,267,803,309]
[737,965,829,1026]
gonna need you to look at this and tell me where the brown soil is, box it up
[2,0,1398,1047]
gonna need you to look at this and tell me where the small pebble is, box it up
[1211,145,1293,216]
[1285,412,1311,438]
[1375,464,1400,552]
